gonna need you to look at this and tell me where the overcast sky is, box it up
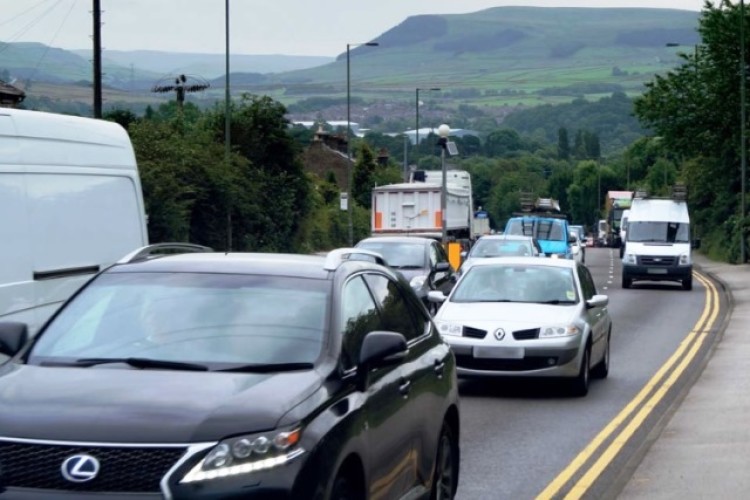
[1,0,705,57]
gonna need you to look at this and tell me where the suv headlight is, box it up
[181,428,303,483]
[435,321,462,336]
[679,253,691,265]
[539,324,582,338]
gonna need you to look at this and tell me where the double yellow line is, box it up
[537,271,721,500]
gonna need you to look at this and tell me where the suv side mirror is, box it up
[0,322,29,357]
[359,331,408,368]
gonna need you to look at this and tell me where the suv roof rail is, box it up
[324,248,389,270]
[118,243,213,264]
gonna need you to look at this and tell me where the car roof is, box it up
[108,252,334,279]
[477,234,536,242]
[356,236,434,246]
[464,256,577,269]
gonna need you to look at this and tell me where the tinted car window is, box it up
[341,275,380,369]
[29,272,329,366]
[364,274,425,342]
[579,265,597,300]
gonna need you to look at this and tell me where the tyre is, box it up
[622,274,632,289]
[591,332,610,379]
[682,276,693,291]
[330,473,359,500]
[431,423,459,500]
[570,346,590,397]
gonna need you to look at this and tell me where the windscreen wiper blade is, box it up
[539,300,577,305]
[215,362,314,373]
[42,357,209,371]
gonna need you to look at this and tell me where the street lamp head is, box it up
[438,124,451,138]
[365,42,379,47]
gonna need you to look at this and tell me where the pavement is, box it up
[618,253,750,498]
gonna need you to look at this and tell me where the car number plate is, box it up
[473,346,524,359]
[647,268,668,275]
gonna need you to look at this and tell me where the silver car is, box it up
[428,257,611,396]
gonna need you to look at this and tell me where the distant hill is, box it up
[1,7,701,117]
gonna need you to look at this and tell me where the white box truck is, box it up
[621,189,692,290]
[0,109,149,336]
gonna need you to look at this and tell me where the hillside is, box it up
[1,7,701,124]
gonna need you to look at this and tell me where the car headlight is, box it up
[181,428,303,483]
[410,275,427,291]
[539,325,581,338]
[623,253,636,264]
[679,253,691,265]
[435,321,462,337]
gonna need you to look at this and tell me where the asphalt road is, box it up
[453,247,723,500]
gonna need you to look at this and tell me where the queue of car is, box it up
[0,227,608,498]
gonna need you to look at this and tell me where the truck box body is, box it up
[0,109,148,335]
[621,196,692,289]
[371,182,471,238]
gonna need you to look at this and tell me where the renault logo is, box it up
[61,454,100,483]
[494,328,506,340]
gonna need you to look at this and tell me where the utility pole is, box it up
[741,0,747,263]
[92,0,102,118]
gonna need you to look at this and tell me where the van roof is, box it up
[0,108,135,169]
[629,199,689,223]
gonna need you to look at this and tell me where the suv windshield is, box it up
[29,272,329,368]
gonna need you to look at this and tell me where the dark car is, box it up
[355,236,455,314]
[0,244,460,500]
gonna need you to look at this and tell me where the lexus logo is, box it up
[61,454,100,483]
[494,328,506,340]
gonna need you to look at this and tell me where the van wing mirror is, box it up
[0,322,29,357]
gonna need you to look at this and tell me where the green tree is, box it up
[352,143,378,208]
[557,127,570,160]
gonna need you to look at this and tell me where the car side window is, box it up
[364,274,425,342]
[428,244,439,268]
[341,275,380,370]
[579,265,597,300]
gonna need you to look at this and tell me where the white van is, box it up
[0,109,148,335]
[621,194,692,290]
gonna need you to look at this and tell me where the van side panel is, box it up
[27,173,146,328]
[0,109,148,335]
[0,173,35,326]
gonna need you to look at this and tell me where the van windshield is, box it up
[506,218,565,242]
[628,221,689,243]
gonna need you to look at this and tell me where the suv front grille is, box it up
[0,441,186,492]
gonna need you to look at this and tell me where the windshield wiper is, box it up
[538,300,577,305]
[215,362,314,373]
[392,265,423,270]
[41,357,209,371]
[474,299,513,303]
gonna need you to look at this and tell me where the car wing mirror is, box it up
[359,331,408,368]
[428,290,447,303]
[586,294,609,309]
[434,261,451,273]
[0,322,29,357]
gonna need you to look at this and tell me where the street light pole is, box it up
[225,0,232,251]
[438,124,450,245]
[741,0,747,263]
[346,41,379,246]
[415,87,441,166]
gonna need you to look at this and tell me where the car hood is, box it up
[438,301,579,329]
[0,364,322,443]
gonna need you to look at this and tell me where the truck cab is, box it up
[621,187,692,290]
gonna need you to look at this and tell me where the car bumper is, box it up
[623,264,692,282]
[444,336,583,378]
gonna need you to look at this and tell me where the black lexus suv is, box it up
[0,245,460,499]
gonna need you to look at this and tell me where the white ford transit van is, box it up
[0,109,148,335]
[621,190,692,290]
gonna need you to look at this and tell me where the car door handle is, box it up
[434,359,445,377]
[399,379,411,396]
